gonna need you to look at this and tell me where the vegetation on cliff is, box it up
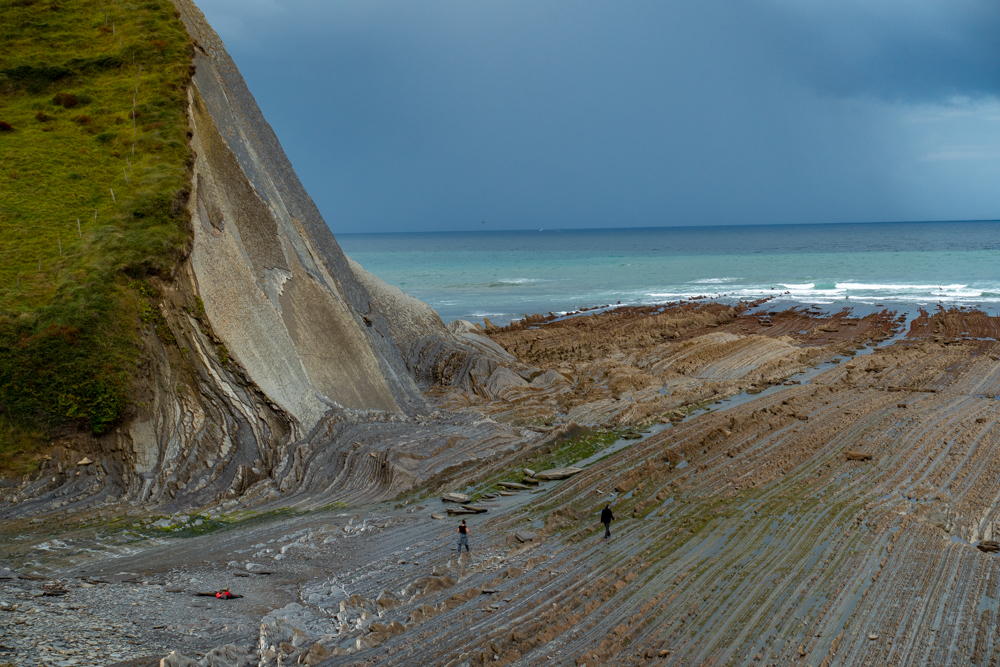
[0,0,192,464]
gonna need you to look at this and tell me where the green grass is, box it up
[0,0,192,456]
[0,413,45,473]
[467,428,623,501]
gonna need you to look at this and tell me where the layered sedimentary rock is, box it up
[1,0,527,517]
[287,315,1000,666]
[430,302,898,427]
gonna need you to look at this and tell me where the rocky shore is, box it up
[7,302,1000,665]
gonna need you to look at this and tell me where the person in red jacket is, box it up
[457,520,470,553]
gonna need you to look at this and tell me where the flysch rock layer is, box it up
[460,302,898,427]
[179,2,420,423]
[0,0,531,519]
[287,311,1000,666]
[7,308,1000,666]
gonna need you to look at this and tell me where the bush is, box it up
[2,64,72,92]
[0,305,134,434]
[52,91,79,108]
[35,110,53,122]
[0,120,12,132]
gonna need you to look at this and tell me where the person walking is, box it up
[457,520,470,553]
[600,504,615,540]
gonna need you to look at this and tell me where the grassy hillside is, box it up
[0,0,193,467]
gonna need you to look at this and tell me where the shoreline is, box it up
[6,300,1000,665]
[457,296,1000,329]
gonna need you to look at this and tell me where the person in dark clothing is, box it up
[600,504,615,540]
[457,520,470,552]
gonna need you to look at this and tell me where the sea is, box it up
[337,221,1000,326]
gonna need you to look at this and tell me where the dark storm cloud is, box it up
[756,0,1000,102]
[197,0,1000,232]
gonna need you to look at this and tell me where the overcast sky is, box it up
[196,0,1000,234]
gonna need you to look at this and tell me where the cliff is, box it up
[1,0,532,517]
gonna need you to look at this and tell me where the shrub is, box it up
[52,91,79,108]
[2,64,71,92]
[34,110,53,122]
[0,120,12,132]
[72,114,91,124]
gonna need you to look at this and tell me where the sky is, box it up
[195,0,1000,234]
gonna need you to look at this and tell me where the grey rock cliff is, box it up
[1,0,533,517]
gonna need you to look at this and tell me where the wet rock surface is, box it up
[10,304,1000,666]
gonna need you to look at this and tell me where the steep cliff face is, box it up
[111,0,515,510]
[0,0,548,518]
[176,3,427,426]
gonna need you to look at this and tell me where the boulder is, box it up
[498,482,530,490]
[441,493,470,503]
[376,590,402,610]
[198,644,255,667]
[534,467,584,481]
[431,512,447,520]
[523,468,536,477]
[159,651,199,667]
[460,505,488,513]
[845,450,873,461]
[291,628,311,648]
[302,643,332,666]
[514,531,537,543]
[978,540,1000,553]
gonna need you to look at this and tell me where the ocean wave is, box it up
[481,278,549,288]
[654,282,991,299]
[836,282,967,291]
[689,277,739,284]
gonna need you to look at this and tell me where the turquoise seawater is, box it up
[337,221,1000,325]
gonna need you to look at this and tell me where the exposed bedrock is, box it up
[0,0,909,523]
[461,303,899,428]
[285,334,1000,666]
[1,0,530,517]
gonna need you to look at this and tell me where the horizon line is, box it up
[335,218,1000,236]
